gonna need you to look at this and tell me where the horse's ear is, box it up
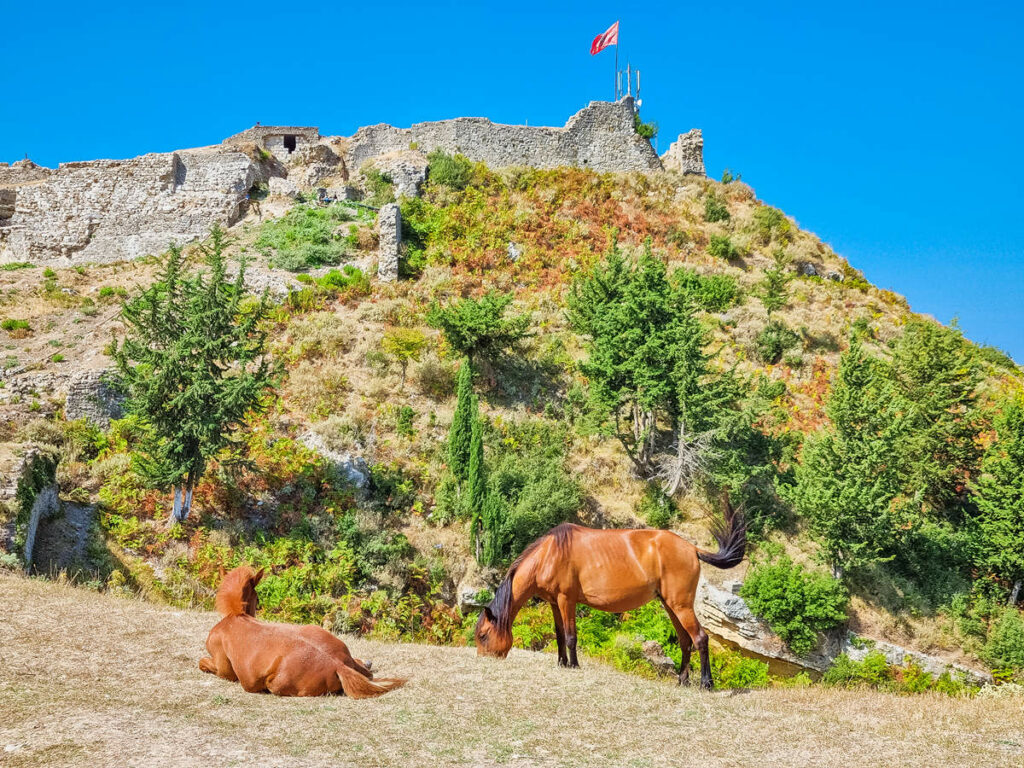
[253,567,265,585]
[218,565,227,579]
[483,606,495,623]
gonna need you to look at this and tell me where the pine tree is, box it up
[465,408,486,561]
[447,358,474,484]
[426,290,530,366]
[791,338,909,575]
[113,226,278,523]
[973,396,1024,605]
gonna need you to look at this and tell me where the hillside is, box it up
[1,572,1021,768]
[2,118,1023,695]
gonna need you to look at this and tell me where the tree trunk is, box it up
[171,486,183,524]
[1010,579,1022,607]
[399,363,407,391]
[182,485,194,520]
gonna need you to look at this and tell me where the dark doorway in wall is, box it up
[283,135,297,153]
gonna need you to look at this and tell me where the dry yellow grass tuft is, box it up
[0,573,1020,768]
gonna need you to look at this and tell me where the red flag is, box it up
[590,21,619,55]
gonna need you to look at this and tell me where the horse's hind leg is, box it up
[659,599,693,686]
[666,603,712,690]
[556,594,579,668]
[550,602,568,667]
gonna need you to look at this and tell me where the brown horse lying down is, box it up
[475,498,746,690]
[200,566,406,698]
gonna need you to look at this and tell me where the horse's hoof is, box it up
[364,660,373,671]
[699,679,713,691]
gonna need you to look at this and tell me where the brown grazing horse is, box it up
[200,565,406,698]
[475,499,746,690]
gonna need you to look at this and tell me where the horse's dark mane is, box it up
[488,523,575,634]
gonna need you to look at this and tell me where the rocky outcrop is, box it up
[696,578,992,685]
[662,129,705,176]
[0,447,60,569]
[377,203,401,283]
[64,369,124,428]
[297,430,370,489]
[368,151,429,198]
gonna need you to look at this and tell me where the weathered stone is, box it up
[796,261,818,277]
[662,129,706,176]
[507,242,522,262]
[268,176,301,199]
[0,149,259,265]
[370,151,428,198]
[825,270,844,282]
[64,369,124,428]
[347,97,662,174]
[642,640,678,677]
[297,430,370,489]
[696,578,992,685]
[377,203,401,283]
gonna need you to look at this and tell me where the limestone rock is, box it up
[297,430,370,489]
[377,203,401,283]
[662,129,706,176]
[370,151,429,199]
[64,369,124,428]
[268,176,301,199]
[796,261,818,277]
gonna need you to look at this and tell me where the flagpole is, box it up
[614,44,618,100]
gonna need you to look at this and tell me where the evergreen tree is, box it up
[447,358,474,484]
[113,226,278,523]
[381,327,428,390]
[756,249,791,317]
[466,408,486,561]
[791,339,909,575]
[973,396,1024,605]
[426,290,530,366]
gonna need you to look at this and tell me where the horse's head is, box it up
[474,606,513,658]
[215,565,265,617]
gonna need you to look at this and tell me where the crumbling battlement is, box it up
[347,97,662,174]
[0,149,259,264]
[0,100,704,267]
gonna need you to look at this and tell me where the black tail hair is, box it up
[696,493,747,570]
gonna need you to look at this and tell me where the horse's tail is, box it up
[336,664,406,699]
[696,493,747,570]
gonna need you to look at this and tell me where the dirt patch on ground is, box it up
[0,573,1020,768]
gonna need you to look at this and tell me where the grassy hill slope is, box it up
[1,572,1021,768]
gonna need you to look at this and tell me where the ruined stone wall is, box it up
[347,98,662,174]
[661,129,705,176]
[0,149,259,265]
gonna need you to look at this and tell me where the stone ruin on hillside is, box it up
[0,97,705,268]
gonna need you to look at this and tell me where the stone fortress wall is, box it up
[0,99,704,266]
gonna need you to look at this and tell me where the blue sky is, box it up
[4,1,1022,359]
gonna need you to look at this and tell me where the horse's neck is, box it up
[504,558,538,624]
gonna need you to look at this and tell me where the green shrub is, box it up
[637,483,676,528]
[51,353,65,363]
[823,651,973,696]
[426,149,475,190]
[42,267,56,279]
[673,268,739,312]
[254,204,355,271]
[704,194,730,223]
[0,262,34,271]
[982,608,1024,674]
[316,265,370,295]
[396,405,415,437]
[633,113,658,140]
[2,318,30,332]
[721,169,741,184]
[707,234,738,260]
[755,320,802,364]
[362,167,395,206]
[740,556,849,655]
[824,651,891,687]
[752,206,792,245]
[98,285,129,301]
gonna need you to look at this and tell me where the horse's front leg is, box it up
[550,602,568,667]
[556,594,579,668]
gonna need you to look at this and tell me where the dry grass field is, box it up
[0,573,1021,768]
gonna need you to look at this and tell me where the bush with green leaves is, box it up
[707,234,738,260]
[673,268,740,312]
[981,607,1024,675]
[637,483,676,528]
[755,319,801,364]
[426,149,475,190]
[254,203,355,271]
[740,555,849,655]
[752,206,792,245]
[427,290,530,366]
[633,112,658,140]
[362,166,395,206]
[704,194,730,223]
[823,651,973,696]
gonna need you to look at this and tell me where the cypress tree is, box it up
[466,407,486,561]
[447,358,474,484]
